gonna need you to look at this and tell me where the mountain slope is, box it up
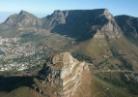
[1,52,138,97]
[115,15,138,45]
[0,9,138,97]
[0,9,137,73]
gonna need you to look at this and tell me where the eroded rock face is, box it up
[43,9,121,40]
[38,52,91,97]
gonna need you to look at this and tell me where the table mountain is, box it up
[42,9,121,40]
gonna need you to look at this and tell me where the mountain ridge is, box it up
[0,8,138,97]
[3,10,41,28]
[1,8,137,41]
[115,15,138,45]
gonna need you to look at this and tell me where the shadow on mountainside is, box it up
[0,76,34,92]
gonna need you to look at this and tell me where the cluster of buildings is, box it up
[0,62,33,71]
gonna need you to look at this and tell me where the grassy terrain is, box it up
[91,75,138,97]
[3,87,33,97]
[72,35,138,71]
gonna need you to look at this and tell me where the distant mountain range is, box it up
[0,8,137,70]
[0,8,138,97]
[0,9,137,42]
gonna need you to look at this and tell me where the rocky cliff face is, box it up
[115,15,138,44]
[2,9,138,41]
[1,9,124,40]
[35,52,92,97]
[42,9,121,40]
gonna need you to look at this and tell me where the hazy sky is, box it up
[0,0,138,22]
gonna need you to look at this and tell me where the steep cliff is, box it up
[34,52,92,97]
[42,9,121,40]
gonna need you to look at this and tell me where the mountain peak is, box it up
[4,10,41,27]
[52,52,74,67]
[102,9,113,20]
[19,10,33,16]
[37,52,91,97]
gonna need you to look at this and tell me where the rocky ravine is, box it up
[33,52,92,97]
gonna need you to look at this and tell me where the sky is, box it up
[0,0,138,22]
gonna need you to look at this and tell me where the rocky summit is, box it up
[4,10,41,27]
[34,52,92,97]
[0,8,138,97]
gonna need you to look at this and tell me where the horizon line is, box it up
[0,8,137,23]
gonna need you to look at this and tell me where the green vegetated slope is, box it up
[74,35,138,71]
[71,35,138,97]
[91,75,138,97]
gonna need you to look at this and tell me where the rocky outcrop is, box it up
[37,52,92,97]
[42,10,67,29]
